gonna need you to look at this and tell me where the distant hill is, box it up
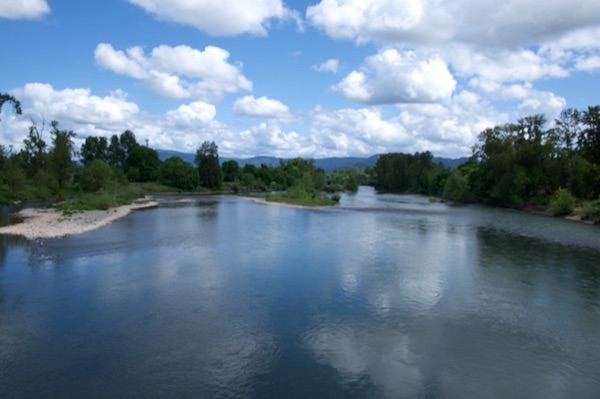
[156,150,468,172]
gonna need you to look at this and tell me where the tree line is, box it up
[3,90,599,217]
[374,105,600,220]
[0,93,350,205]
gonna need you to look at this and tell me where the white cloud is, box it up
[308,0,600,48]
[13,83,140,126]
[307,0,425,43]
[308,0,600,114]
[335,49,456,104]
[308,89,509,158]
[309,107,410,157]
[166,101,217,127]
[232,95,290,119]
[575,55,600,72]
[128,0,292,36]
[312,59,339,73]
[237,122,311,158]
[448,46,568,83]
[95,43,252,102]
[0,0,49,20]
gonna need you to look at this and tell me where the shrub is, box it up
[549,188,576,216]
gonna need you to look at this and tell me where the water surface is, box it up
[1,187,599,398]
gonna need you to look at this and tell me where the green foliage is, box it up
[49,120,76,188]
[442,169,469,202]
[79,159,113,192]
[195,141,222,188]
[0,92,22,119]
[265,192,339,207]
[579,105,600,164]
[576,199,600,223]
[80,136,108,165]
[375,151,438,193]
[57,191,116,212]
[222,160,240,182]
[158,156,198,190]
[21,121,47,176]
[549,188,577,216]
[126,146,160,182]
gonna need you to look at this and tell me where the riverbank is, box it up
[241,196,332,209]
[0,198,158,239]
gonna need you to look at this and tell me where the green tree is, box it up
[126,146,160,182]
[344,169,359,192]
[80,136,108,165]
[222,159,240,182]
[554,108,581,156]
[107,134,124,168]
[195,141,222,188]
[579,105,600,164]
[79,159,113,192]
[158,156,199,190]
[49,120,76,188]
[21,120,47,177]
[0,92,22,120]
[442,169,469,202]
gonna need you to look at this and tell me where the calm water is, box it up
[1,187,599,398]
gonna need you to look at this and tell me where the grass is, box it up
[574,199,600,223]
[264,192,340,207]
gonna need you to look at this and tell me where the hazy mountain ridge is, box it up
[156,150,468,172]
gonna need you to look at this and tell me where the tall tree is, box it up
[0,92,22,120]
[126,145,160,182]
[195,141,222,188]
[579,105,600,164]
[222,159,240,182]
[80,136,109,165]
[49,120,76,188]
[107,134,124,168]
[554,108,581,156]
[120,130,138,164]
[22,120,47,176]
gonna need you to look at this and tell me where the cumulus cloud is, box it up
[232,95,290,119]
[308,0,600,100]
[308,0,600,48]
[0,0,49,20]
[128,0,293,36]
[312,59,339,73]
[307,0,425,43]
[335,49,456,104]
[95,43,252,101]
[308,88,509,158]
[238,122,311,158]
[166,101,217,128]
[13,83,140,126]
[575,55,600,72]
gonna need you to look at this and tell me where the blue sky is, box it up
[1,0,599,159]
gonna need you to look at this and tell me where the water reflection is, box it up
[1,189,599,397]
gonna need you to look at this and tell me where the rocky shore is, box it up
[0,198,158,239]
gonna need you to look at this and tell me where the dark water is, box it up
[1,187,599,398]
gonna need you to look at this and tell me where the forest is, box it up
[1,92,599,220]
[374,107,600,221]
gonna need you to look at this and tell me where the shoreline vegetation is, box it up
[1,94,599,232]
[2,188,597,241]
[0,192,334,240]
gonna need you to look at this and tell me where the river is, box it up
[1,187,599,398]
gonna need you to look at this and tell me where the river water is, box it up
[1,187,599,398]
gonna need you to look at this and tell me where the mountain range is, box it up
[156,150,469,172]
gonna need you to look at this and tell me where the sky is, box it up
[1,0,600,159]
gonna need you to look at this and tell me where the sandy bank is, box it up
[0,198,158,239]
[241,196,330,209]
